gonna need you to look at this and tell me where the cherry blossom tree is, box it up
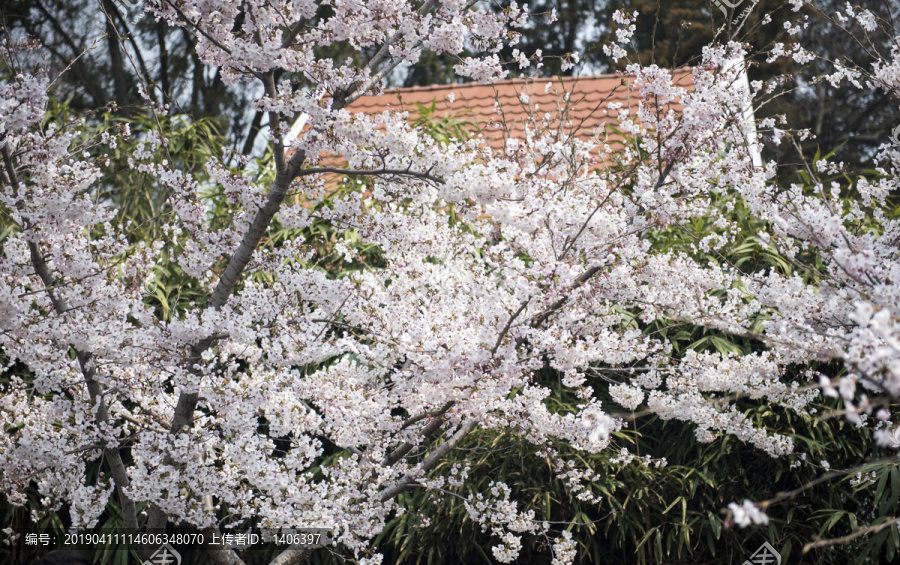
[2,1,900,564]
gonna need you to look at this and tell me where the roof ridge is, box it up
[383,75,613,95]
[373,68,693,97]
[285,68,693,150]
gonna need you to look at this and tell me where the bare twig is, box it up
[297,166,444,185]
[804,517,900,552]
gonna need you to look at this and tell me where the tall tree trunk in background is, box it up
[157,20,170,103]
[189,29,203,117]
[102,0,131,109]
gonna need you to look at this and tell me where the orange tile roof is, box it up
[345,69,694,153]
[289,70,694,195]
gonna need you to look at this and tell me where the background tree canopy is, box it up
[5,0,898,164]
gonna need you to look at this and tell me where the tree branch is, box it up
[491,300,529,355]
[399,400,454,431]
[529,266,602,329]
[162,0,234,56]
[281,18,306,49]
[296,166,444,184]
[267,545,315,565]
[382,401,454,467]
[379,419,478,502]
